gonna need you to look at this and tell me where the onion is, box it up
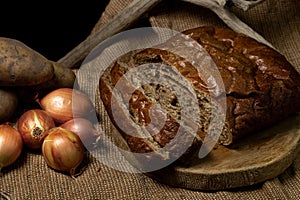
[17,109,55,149]
[39,88,94,124]
[60,118,101,150]
[0,124,23,171]
[42,127,85,177]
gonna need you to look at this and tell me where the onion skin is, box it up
[17,109,55,149]
[42,127,85,177]
[39,88,94,124]
[60,118,101,149]
[0,124,23,171]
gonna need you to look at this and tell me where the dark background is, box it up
[0,1,109,61]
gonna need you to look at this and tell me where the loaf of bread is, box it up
[99,26,300,165]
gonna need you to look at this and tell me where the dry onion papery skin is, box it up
[42,127,85,177]
[60,118,101,150]
[17,109,55,149]
[39,88,94,124]
[0,124,23,171]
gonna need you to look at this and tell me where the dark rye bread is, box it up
[99,49,213,163]
[99,26,300,163]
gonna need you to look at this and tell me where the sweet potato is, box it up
[15,62,76,103]
[0,89,18,123]
[0,37,54,86]
[32,61,76,91]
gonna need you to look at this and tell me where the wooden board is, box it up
[110,113,300,190]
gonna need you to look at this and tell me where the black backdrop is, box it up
[0,1,109,61]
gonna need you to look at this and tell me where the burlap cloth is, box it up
[1,0,299,199]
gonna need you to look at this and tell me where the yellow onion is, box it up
[0,124,23,171]
[17,109,55,149]
[42,127,85,177]
[39,88,94,124]
[60,118,101,150]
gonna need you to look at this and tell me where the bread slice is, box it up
[99,49,215,164]
[99,26,300,165]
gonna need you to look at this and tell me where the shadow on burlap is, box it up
[1,0,299,199]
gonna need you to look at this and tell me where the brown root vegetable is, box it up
[0,89,18,123]
[32,61,76,91]
[15,62,76,103]
[0,37,54,86]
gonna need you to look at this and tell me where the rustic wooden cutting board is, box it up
[110,113,300,190]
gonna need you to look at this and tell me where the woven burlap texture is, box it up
[1,0,299,199]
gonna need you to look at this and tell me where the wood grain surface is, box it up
[110,113,300,190]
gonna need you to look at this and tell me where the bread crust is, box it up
[99,26,300,162]
[182,26,300,144]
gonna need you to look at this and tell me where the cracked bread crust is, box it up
[182,26,300,144]
[100,50,204,162]
[99,26,300,161]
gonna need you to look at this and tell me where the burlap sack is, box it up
[93,0,300,71]
[1,0,299,199]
